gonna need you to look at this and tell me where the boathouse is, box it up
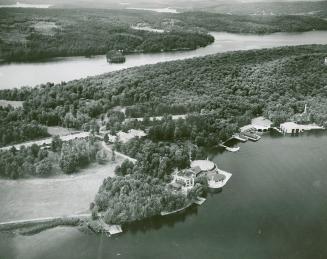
[280,122,324,134]
[280,122,305,134]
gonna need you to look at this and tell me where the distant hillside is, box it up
[200,1,327,18]
[1,8,327,62]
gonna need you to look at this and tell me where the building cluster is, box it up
[170,160,228,193]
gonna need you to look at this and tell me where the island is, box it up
[106,50,126,63]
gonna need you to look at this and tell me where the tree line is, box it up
[0,106,49,147]
[0,8,213,62]
[0,136,105,179]
[94,173,188,225]
[1,45,327,147]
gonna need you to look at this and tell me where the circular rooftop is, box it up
[191,160,215,172]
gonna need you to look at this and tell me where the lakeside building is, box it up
[280,122,305,134]
[280,122,324,134]
[171,160,232,192]
[240,116,273,133]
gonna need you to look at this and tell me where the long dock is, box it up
[0,214,90,231]
[160,202,193,216]
[241,131,261,141]
[232,134,248,142]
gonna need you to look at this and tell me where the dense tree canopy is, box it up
[0,144,51,179]
[0,106,49,147]
[0,8,213,62]
[94,173,188,224]
[1,8,326,62]
[1,45,326,147]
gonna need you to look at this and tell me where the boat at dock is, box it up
[226,146,240,152]
[219,144,240,152]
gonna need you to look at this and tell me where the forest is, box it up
[0,136,103,179]
[92,138,207,224]
[175,12,327,34]
[0,106,49,147]
[1,44,326,148]
[0,8,213,62]
[0,44,326,180]
[1,38,326,224]
[1,8,327,62]
[200,1,327,18]
[94,173,188,225]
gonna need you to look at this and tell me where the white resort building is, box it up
[171,160,232,192]
[280,122,306,134]
[280,122,324,134]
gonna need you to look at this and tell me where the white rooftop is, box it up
[280,122,324,130]
[240,116,272,132]
[191,160,215,172]
[251,116,273,128]
[280,122,301,129]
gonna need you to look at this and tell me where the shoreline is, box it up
[2,130,327,237]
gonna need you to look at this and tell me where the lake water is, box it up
[1,30,327,89]
[1,131,327,259]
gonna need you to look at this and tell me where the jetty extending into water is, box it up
[161,197,207,216]
[98,218,122,236]
[232,134,248,142]
[0,214,90,232]
[241,131,261,141]
[219,144,240,152]
[161,203,193,216]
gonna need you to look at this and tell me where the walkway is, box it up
[0,213,91,229]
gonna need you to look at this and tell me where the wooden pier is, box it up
[241,131,261,141]
[160,202,193,216]
[232,134,248,142]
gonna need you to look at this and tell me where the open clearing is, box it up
[0,158,122,222]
